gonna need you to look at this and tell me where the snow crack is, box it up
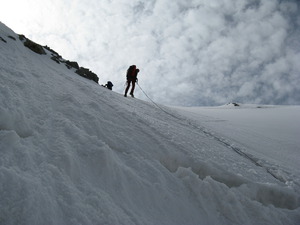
[159,154,300,210]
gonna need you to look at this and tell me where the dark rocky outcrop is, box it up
[0,36,7,43]
[24,39,46,55]
[66,60,79,70]
[45,46,64,64]
[0,35,17,43]
[17,34,99,83]
[19,34,26,41]
[76,67,99,83]
[51,56,61,64]
[19,34,46,55]
[227,102,240,107]
[44,45,59,56]
[8,35,16,41]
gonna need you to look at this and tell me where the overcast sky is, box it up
[1,0,300,106]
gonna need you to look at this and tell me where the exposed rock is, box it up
[228,102,240,107]
[50,52,64,64]
[44,45,60,56]
[76,67,99,83]
[0,36,6,43]
[18,34,26,41]
[18,34,46,55]
[8,35,16,41]
[66,60,79,70]
[51,56,61,64]
[24,39,46,55]
[18,34,99,83]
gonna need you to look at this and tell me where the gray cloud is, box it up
[1,0,300,106]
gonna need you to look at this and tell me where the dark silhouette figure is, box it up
[104,81,113,90]
[124,65,139,97]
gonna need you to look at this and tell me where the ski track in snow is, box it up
[1,22,300,225]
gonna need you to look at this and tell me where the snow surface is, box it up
[1,22,300,225]
[173,104,300,190]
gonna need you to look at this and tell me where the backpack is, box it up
[126,65,136,80]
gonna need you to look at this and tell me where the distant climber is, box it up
[101,81,113,90]
[104,81,114,90]
[124,65,140,97]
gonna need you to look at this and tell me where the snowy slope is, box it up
[1,22,300,225]
[173,104,300,191]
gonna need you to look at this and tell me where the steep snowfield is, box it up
[1,22,299,225]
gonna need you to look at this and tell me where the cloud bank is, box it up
[1,0,300,106]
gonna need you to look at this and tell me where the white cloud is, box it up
[1,0,299,106]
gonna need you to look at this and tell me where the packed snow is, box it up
[0,22,299,225]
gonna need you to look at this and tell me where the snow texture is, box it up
[0,22,300,225]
